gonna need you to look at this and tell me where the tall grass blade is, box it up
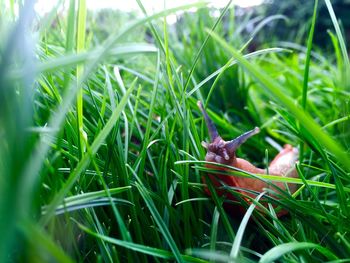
[300,0,318,163]
[76,0,87,158]
[324,0,350,73]
[230,192,265,259]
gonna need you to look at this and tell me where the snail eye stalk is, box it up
[225,127,260,153]
[197,101,219,142]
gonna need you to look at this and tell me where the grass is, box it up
[0,0,350,262]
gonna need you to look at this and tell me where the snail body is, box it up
[198,101,298,215]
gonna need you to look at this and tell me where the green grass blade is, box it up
[76,0,87,158]
[175,160,350,193]
[301,0,318,110]
[299,0,318,163]
[10,44,158,78]
[230,192,265,259]
[186,48,290,97]
[250,14,288,38]
[41,186,131,215]
[76,221,207,263]
[259,242,338,263]
[65,0,75,52]
[210,207,220,252]
[324,0,350,72]
[175,197,211,206]
[186,249,230,262]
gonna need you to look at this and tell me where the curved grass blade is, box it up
[250,15,288,38]
[230,192,265,259]
[10,44,158,78]
[175,160,350,193]
[52,198,132,215]
[175,197,210,206]
[41,186,131,215]
[186,249,231,263]
[259,242,338,263]
[76,221,207,263]
[186,48,290,97]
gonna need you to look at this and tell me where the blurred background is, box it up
[31,0,350,47]
[28,0,350,110]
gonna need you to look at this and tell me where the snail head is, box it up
[197,101,260,164]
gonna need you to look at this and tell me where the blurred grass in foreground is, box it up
[0,0,349,262]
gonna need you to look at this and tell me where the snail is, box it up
[197,101,298,216]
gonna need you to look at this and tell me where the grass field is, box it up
[0,0,350,262]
